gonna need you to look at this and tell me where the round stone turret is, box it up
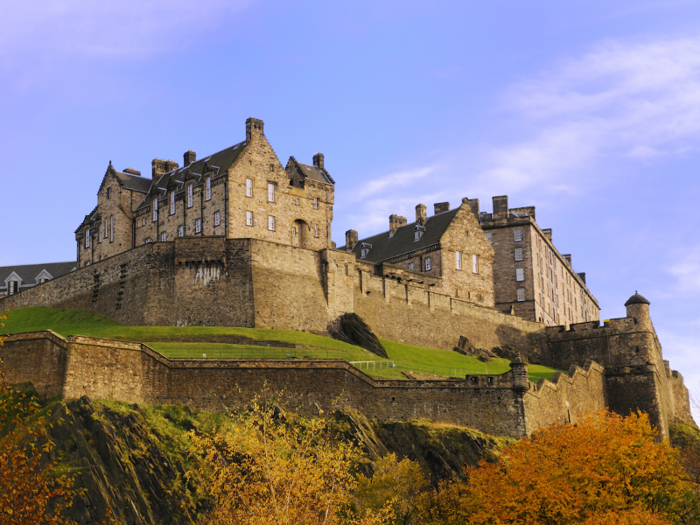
[511,354,529,393]
[625,291,650,321]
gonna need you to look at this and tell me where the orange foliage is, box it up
[418,411,698,525]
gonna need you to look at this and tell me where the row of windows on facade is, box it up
[245,179,320,209]
[482,228,522,245]
[402,253,481,273]
[84,217,115,248]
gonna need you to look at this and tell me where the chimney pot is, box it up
[184,150,196,166]
[415,203,427,225]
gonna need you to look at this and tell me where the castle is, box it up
[0,118,693,438]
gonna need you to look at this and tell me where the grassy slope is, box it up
[2,307,561,381]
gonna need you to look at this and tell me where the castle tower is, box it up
[625,292,652,329]
[246,117,264,142]
[510,354,529,393]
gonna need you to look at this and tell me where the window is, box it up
[161,232,167,242]
[295,198,299,205]
[206,178,211,200]
[85,228,90,248]
[517,288,526,302]
[360,243,372,259]
[178,225,184,237]
[514,228,523,241]
[110,216,114,242]
[153,198,158,221]
[408,262,415,271]
[314,197,318,209]
[98,224,103,243]
[485,231,493,244]
[170,192,175,214]
[314,224,319,237]
[472,254,479,273]
[106,187,111,199]
[145,238,151,243]
[456,251,462,270]
[268,216,275,231]
[268,183,275,202]
[246,178,253,197]
[246,211,253,226]
[516,268,525,281]
[514,248,523,261]
[425,257,432,271]
[187,185,193,208]
[195,218,202,233]
[414,225,425,241]
[214,211,220,226]
[292,227,296,236]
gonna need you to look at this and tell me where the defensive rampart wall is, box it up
[1,331,533,437]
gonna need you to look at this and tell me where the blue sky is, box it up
[1,0,699,416]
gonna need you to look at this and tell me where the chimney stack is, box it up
[151,159,167,182]
[184,150,196,166]
[542,228,553,242]
[389,214,407,235]
[462,197,480,220]
[246,117,265,142]
[492,195,509,220]
[346,229,358,251]
[313,153,324,170]
[563,254,572,267]
[434,202,449,214]
[415,203,427,225]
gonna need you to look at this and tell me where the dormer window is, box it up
[414,225,426,241]
[360,242,372,259]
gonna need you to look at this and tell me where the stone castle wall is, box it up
[1,331,620,438]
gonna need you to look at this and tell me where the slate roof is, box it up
[115,171,151,193]
[135,141,248,211]
[0,261,77,285]
[297,162,334,184]
[342,208,460,263]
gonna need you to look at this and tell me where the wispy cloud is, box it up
[353,166,438,201]
[0,1,252,63]
[668,245,700,294]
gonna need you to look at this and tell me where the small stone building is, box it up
[0,262,77,297]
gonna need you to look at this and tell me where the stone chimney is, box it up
[246,117,265,142]
[345,229,358,251]
[542,228,553,242]
[389,214,407,235]
[415,203,426,225]
[166,160,179,172]
[313,153,324,170]
[434,202,449,214]
[463,197,480,219]
[123,168,141,176]
[184,150,196,166]
[492,195,508,220]
[577,272,586,284]
[151,159,168,182]
[563,254,572,267]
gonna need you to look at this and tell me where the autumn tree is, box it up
[417,411,699,525]
[188,394,395,525]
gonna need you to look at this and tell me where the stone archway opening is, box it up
[291,219,310,248]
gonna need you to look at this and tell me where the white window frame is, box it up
[268,183,275,203]
[161,232,167,242]
[514,228,523,242]
[206,178,211,201]
[214,211,220,226]
[425,257,432,271]
[110,216,114,242]
[268,215,275,231]
[456,251,462,270]
[314,197,318,209]
[195,218,202,233]
[246,178,253,197]
[153,198,158,222]
[85,228,90,248]
[485,231,493,244]
[472,254,479,273]
[314,224,319,237]
[517,288,526,302]
[145,238,151,244]
[514,247,523,261]
[170,192,175,214]
[516,268,525,281]
[187,184,193,208]
[178,225,184,237]
[246,211,253,226]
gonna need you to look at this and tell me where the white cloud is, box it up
[0,1,252,62]
[668,245,700,293]
[352,165,438,201]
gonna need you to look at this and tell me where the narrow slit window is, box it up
[85,228,90,248]
[314,224,319,237]
[178,225,184,237]
[268,183,275,202]
[246,211,253,226]
[485,231,493,244]
[472,254,479,273]
[152,198,158,222]
[214,211,220,226]
[98,224,103,243]
[110,216,114,242]
[246,178,253,197]
[268,215,275,231]
[456,251,462,270]
[170,192,175,214]
[314,197,318,209]
[187,185,193,208]
[206,178,211,200]
[195,218,202,233]
[161,232,167,242]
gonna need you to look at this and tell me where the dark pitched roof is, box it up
[135,141,248,211]
[285,157,334,186]
[115,171,151,193]
[344,208,460,263]
[0,261,77,285]
[625,292,650,306]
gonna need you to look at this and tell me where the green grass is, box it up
[2,307,563,381]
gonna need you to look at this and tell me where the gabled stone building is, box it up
[75,118,335,267]
[0,262,77,297]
